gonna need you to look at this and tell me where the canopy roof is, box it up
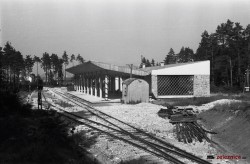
[66,61,149,76]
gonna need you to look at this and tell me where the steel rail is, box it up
[50,88,211,164]
[50,104,185,164]
[64,91,211,164]
[49,90,187,163]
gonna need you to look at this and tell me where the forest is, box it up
[140,19,250,90]
[0,43,85,91]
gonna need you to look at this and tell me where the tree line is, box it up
[139,46,195,68]
[0,41,85,89]
[139,19,250,88]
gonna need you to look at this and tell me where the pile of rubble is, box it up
[158,106,216,144]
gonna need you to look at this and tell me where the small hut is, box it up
[122,78,149,104]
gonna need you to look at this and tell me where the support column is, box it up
[112,77,115,94]
[90,78,93,96]
[80,75,82,92]
[99,77,103,98]
[81,74,84,92]
[109,76,111,91]
[118,77,121,91]
[94,78,97,97]
[120,77,124,91]
[105,75,108,100]
[83,75,86,94]
[74,77,76,91]
[77,76,80,92]
[86,78,89,94]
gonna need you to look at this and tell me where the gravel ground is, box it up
[30,89,240,163]
[90,103,219,163]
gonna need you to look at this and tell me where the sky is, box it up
[0,0,250,74]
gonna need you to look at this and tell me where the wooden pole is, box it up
[99,77,103,98]
[95,78,97,97]
[105,75,108,100]
[130,64,133,78]
[90,78,93,96]
[87,78,89,94]
[83,74,86,94]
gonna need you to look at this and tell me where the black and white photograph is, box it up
[0,0,250,163]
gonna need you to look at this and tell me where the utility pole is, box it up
[229,57,233,87]
[127,64,133,78]
[246,67,249,90]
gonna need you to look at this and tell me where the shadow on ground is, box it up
[0,91,98,164]
[198,101,250,163]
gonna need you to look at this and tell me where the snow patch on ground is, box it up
[184,99,242,113]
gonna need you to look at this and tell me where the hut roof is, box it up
[122,78,137,85]
[123,78,147,86]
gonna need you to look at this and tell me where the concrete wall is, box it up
[151,75,158,98]
[193,75,210,97]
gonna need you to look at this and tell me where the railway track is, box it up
[47,88,211,164]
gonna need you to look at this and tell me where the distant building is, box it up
[141,60,210,98]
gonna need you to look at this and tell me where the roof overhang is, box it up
[151,60,210,75]
[66,61,149,76]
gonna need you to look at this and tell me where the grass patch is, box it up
[0,91,96,164]
[210,101,248,112]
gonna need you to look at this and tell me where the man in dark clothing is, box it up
[38,79,43,91]
[37,78,43,109]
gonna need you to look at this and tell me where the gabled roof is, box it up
[122,78,137,85]
[66,61,149,76]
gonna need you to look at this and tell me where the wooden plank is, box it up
[179,123,187,143]
[169,116,197,123]
[188,123,204,142]
[176,123,181,142]
[185,123,197,142]
[183,124,192,143]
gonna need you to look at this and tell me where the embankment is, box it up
[198,102,250,162]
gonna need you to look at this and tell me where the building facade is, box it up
[66,60,210,100]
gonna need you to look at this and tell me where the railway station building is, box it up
[66,60,210,100]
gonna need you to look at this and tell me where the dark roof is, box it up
[123,78,147,85]
[66,61,149,76]
[122,78,137,85]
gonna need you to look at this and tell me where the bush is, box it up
[210,83,242,94]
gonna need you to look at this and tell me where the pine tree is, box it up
[62,51,69,83]
[76,54,85,64]
[164,48,176,64]
[41,52,51,84]
[151,59,155,66]
[70,54,75,66]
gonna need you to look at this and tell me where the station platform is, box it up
[67,91,121,104]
